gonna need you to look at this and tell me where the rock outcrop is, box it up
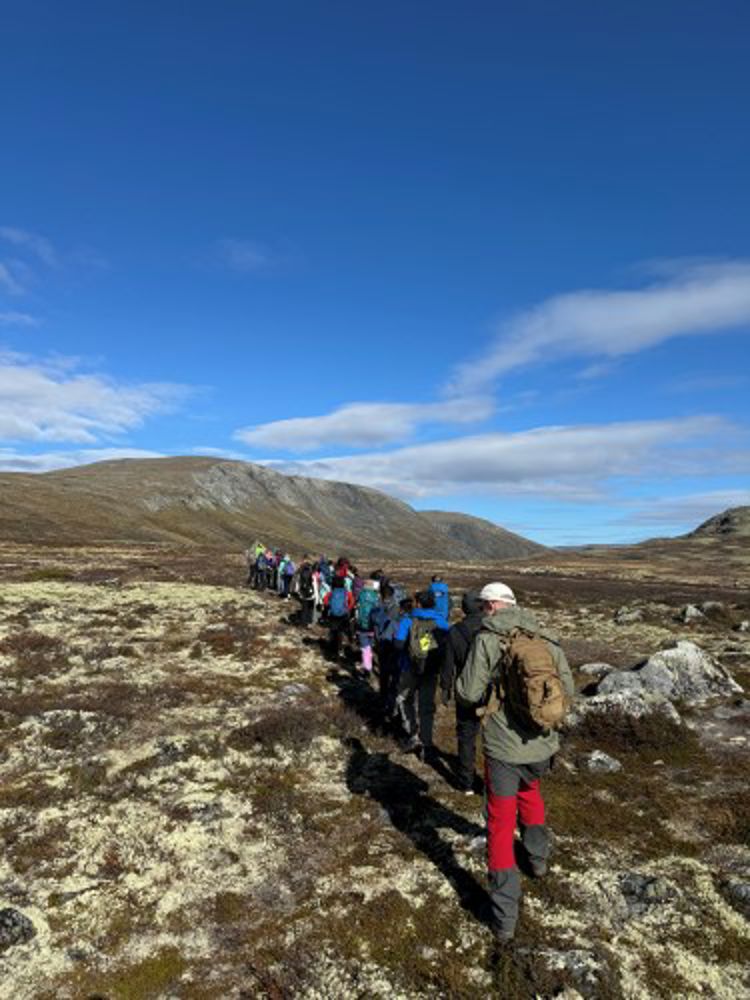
[597,640,742,706]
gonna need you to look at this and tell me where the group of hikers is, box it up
[244,541,575,948]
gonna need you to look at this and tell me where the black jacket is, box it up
[440,592,484,696]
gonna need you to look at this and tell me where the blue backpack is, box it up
[329,587,349,617]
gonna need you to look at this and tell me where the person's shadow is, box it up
[345,737,491,925]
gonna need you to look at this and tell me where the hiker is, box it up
[351,567,364,601]
[254,550,269,591]
[282,556,295,599]
[355,579,381,676]
[429,575,450,621]
[317,560,332,610]
[394,590,449,761]
[371,584,405,720]
[323,576,354,659]
[440,591,485,794]
[244,547,255,586]
[296,556,318,627]
[277,553,288,595]
[456,582,574,947]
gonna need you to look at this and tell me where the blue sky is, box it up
[1,1,748,545]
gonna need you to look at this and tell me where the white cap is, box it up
[479,582,516,605]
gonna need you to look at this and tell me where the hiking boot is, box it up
[400,736,421,755]
[530,859,548,878]
[420,745,440,766]
[492,927,515,947]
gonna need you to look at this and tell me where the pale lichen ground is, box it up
[0,568,747,998]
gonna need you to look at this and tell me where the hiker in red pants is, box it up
[456,582,574,947]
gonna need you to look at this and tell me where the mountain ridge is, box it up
[0,457,545,561]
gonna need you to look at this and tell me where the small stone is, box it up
[726,879,750,911]
[614,607,644,625]
[583,750,622,773]
[0,908,36,952]
[619,873,675,915]
[680,604,705,623]
[578,662,613,677]
[467,834,487,854]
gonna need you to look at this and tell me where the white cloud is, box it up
[235,397,494,451]
[0,353,191,444]
[258,416,741,499]
[451,259,750,393]
[0,447,164,473]
[190,445,254,461]
[215,238,274,273]
[0,226,59,267]
[0,312,38,327]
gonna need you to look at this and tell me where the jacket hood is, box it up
[461,591,484,616]
[481,605,540,635]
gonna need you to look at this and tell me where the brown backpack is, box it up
[482,628,569,733]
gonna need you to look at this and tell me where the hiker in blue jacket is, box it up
[394,591,449,762]
[371,585,404,720]
[428,575,450,621]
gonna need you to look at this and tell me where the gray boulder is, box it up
[568,689,682,727]
[597,640,741,707]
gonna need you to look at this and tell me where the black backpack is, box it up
[298,566,315,600]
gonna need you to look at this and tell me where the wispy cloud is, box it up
[616,489,750,528]
[0,226,59,267]
[258,415,738,499]
[0,352,192,445]
[0,311,38,327]
[0,262,24,296]
[0,447,164,473]
[235,397,494,452]
[214,238,275,274]
[450,259,750,394]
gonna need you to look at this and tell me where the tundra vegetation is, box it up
[0,540,747,999]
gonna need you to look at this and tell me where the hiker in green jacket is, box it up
[456,582,574,947]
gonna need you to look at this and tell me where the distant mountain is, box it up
[0,457,545,562]
[417,510,545,560]
[687,506,750,540]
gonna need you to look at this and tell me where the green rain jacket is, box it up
[456,606,575,765]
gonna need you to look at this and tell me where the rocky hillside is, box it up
[417,510,545,560]
[688,506,750,540]
[0,458,544,562]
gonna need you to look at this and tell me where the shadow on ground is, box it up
[344,736,490,926]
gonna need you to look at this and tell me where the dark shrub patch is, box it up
[0,630,68,677]
[571,709,706,767]
[197,617,260,659]
[23,567,74,582]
